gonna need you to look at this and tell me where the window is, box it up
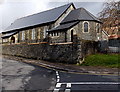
[44,26,48,38]
[51,32,53,36]
[56,32,59,36]
[83,22,89,33]
[50,32,59,37]
[38,28,41,39]
[32,28,35,40]
[96,23,100,33]
[3,39,8,43]
[22,31,25,40]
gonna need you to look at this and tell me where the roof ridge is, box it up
[17,3,73,20]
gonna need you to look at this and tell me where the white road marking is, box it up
[66,83,71,87]
[65,83,71,92]
[59,82,120,85]
[53,70,118,92]
[56,71,59,75]
[56,83,62,88]
[53,71,61,92]
[53,82,119,92]
[53,88,59,92]
[57,78,60,82]
[55,71,60,82]
[57,76,60,79]
[65,89,71,92]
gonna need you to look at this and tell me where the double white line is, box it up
[53,71,119,92]
[53,83,71,92]
[59,82,119,85]
[53,82,119,92]
[53,71,71,92]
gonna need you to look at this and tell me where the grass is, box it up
[80,54,119,68]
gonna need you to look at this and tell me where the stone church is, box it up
[2,3,102,64]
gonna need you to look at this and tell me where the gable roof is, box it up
[48,7,101,32]
[3,3,75,33]
[61,8,101,24]
[48,21,79,32]
[1,31,18,38]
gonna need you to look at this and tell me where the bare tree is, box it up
[98,0,120,35]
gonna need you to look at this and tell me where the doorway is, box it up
[11,36,15,43]
[71,30,73,42]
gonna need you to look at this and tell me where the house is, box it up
[2,3,102,64]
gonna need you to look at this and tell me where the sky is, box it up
[0,0,114,33]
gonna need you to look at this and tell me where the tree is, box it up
[98,0,120,35]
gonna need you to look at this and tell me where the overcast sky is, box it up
[0,0,114,33]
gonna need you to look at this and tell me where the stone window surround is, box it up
[49,32,59,37]
[69,28,76,42]
[22,31,25,40]
[44,26,48,38]
[96,23,100,33]
[32,28,36,40]
[82,21,90,33]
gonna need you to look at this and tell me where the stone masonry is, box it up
[2,42,82,64]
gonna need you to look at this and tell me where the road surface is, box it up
[1,58,119,92]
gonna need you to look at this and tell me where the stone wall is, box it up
[49,31,67,43]
[2,42,82,64]
[77,21,102,41]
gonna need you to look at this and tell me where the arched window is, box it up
[96,24,100,33]
[83,22,89,33]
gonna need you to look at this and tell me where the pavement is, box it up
[2,55,119,76]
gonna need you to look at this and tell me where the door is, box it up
[71,30,73,42]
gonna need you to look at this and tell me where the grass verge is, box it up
[80,54,119,68]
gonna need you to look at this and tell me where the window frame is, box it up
[82,21,89,33]
[96,23,100,33]
[50,32,59,37]
[32,28,36,40]
[22,31,25,40]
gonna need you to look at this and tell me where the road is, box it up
[1,58,119,92]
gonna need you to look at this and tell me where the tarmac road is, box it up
[1,58,56,91]
[1,58,119,92]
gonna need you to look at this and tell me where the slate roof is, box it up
[61,8,101,24]
[48,7,101,32]
[2,31,18,38]
[48,21,79,32]
[4,3,74,33]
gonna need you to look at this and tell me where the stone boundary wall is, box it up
[2,43,82,64]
